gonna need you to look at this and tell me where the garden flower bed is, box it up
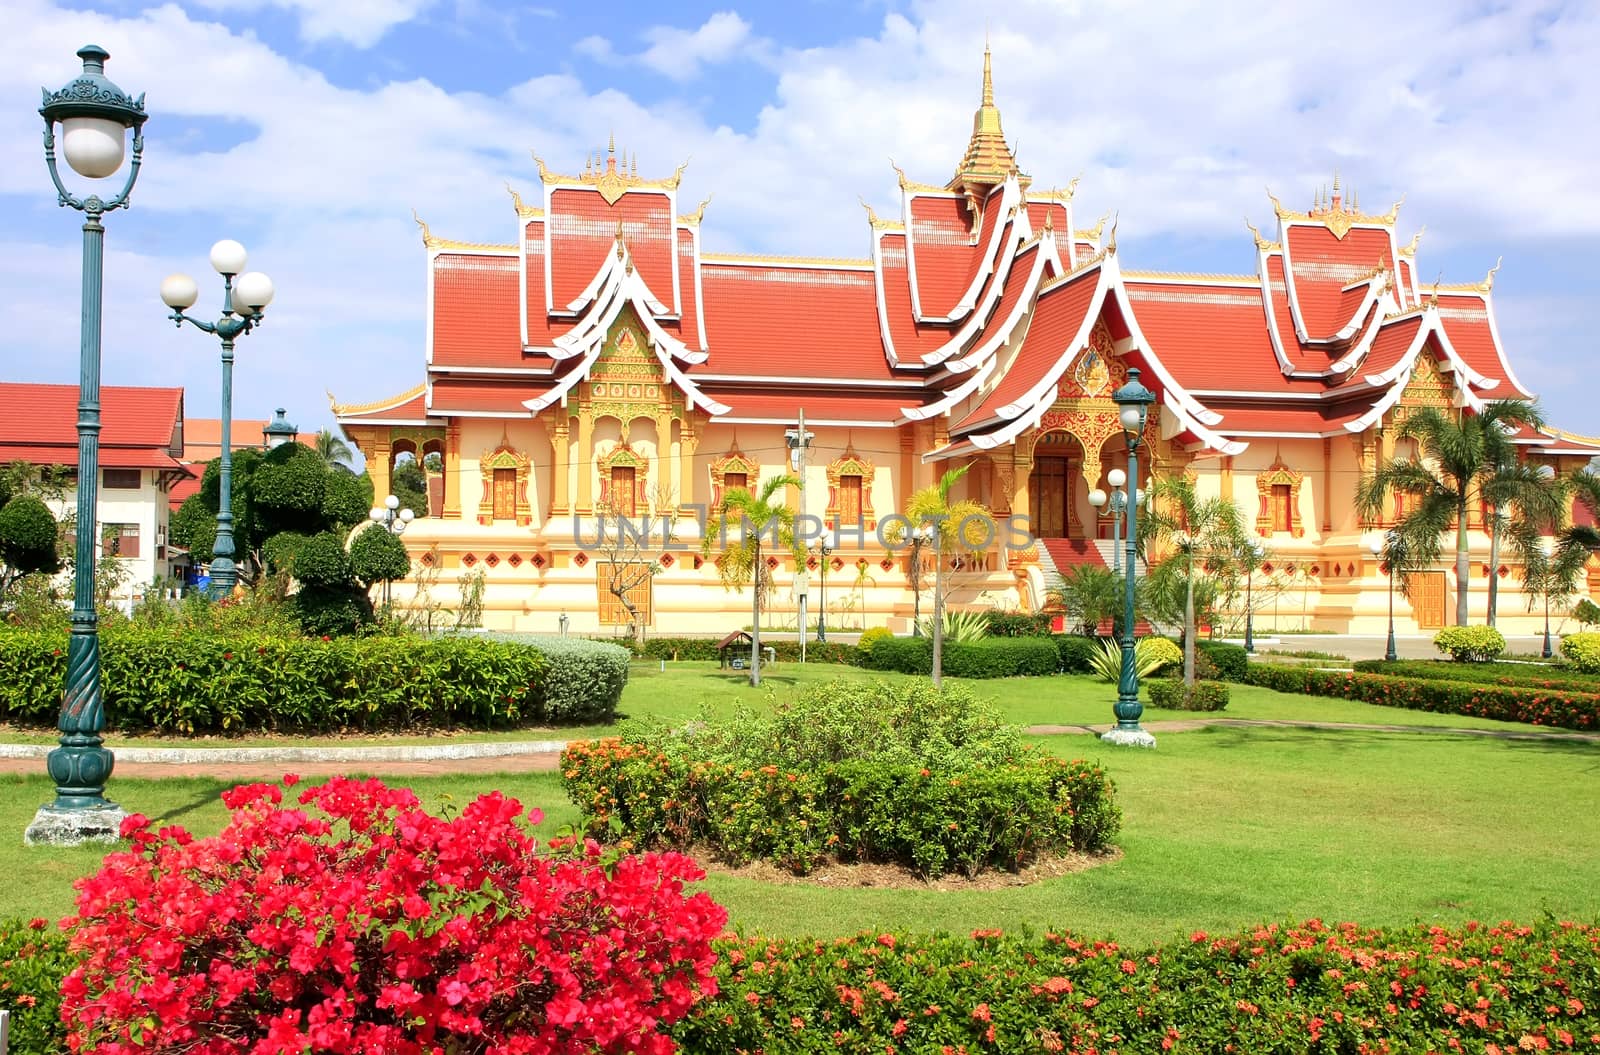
[560,679,1120,877]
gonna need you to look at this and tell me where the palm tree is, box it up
[1143,475,1249,686]
[703,473,800,687]
[1356,399,1545,627]
[315,428,356,473]
[886,463,989,685]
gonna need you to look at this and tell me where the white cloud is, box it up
[3,0,1600,434]
[578,11,765,81]
[191,0,439,47]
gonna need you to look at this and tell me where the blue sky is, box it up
[2,0,1598,443]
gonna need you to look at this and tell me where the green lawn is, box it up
[3,660,1586,748]
[6,712,1598,945]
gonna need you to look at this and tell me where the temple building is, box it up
[333,50,1600,635]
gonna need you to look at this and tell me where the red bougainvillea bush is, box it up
[58,776,727,1054]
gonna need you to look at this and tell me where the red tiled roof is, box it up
[1396,257,1415,307]
[956,265,1101,432]
[168,473,201,511]
[547,189,675,312]
[957,242,1041,364]
[1283,224,1393,341]
[906,193,979,318]
[429,378,544,416]
[673,228,703,350]
[0,443,189,471]
[0,383,183,451]
[1435,293,1530,397]
[704,388,913,423]
[1208,401,1371,436]
[1123,279,1324,395]
[340,388,428,423]
[182,418,270,461]
[876,232,957,364]
[433,254,523,368]
[1363,314,1426,376]
[697,263,892,381]
[1024,201,1068,238]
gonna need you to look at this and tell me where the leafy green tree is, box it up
[1143,475,1250,686]
[1356,399,1545,626]
[1049,564,1132,637]
[390,458,429,520]
[349,522,411,590]
[289,531,370,636]
[0,495,61,602]
[887,463,989,635]
[703,473,800,687]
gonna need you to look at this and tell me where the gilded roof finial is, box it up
[411,209,433,248]
[1043,207,1053,232]
[1106,212,1119,255]
[608,130,615,155]
[1400,226,1424,256]
[1245,217,1278,251]
[1481,256,1502,293]
[1351,185,1360,212]
[981,38,995,107]
[947,44,1024,196]
[1427,272,1442,308]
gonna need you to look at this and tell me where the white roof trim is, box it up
[944,235,1055,375]
[919,203,1030,367]
[904,178,1016,325]
[1325,291,1399,377]
[902,355,999,421]
[718,416,896,428]
[692,373,924,388]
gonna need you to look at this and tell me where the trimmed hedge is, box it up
[860,636,1058,678]
[618,636,863,666]
[1196,640,1249,681]
[982,610,1055,637]
[1148,678,1230,711]
[0,629,628,733]
[563,679,1120,877]
[1351,659,1600,693]
[1434,625,1507,662]
[10,918,1600,1055]
[1247,663,1600,731]
[1561,631,1600,673]
[1054,634,1100,674]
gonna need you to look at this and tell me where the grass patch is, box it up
[8,721,1599,946]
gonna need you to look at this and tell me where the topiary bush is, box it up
[1560,632,1600,673]
[1434,625,1507,662]
[349,521,412,588]
[563,679,1120,877]
[1148,677,1230,711]
[1195,640,1249,681]
[58,777,724,1055]
[0,628,630,732]
[860,636,1057,678]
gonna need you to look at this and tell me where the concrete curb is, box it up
[0,740,572,765]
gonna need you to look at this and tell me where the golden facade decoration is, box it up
[708,448,759,510]
[1036,319,1134,487]
[533,139,687,206]
[477,443,532,527]
[1255,457,1306,538]
[597,442,647,512]
[825,446,877,530]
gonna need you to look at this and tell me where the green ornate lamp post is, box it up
[816,542,832,642]
[25,46,148,846]
[1102,368,1157,748]
[160,243,275,599]
[263,407,299,450]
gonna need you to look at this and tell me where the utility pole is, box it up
[786,410,813,661]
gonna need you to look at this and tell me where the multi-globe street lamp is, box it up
[25,45,148,846]
[369,494,415,606]
[1244,537,1265,653]
[816,542,833,642]
[1368,531,1403,662]
[161,241,275,600]
[1102,368,1157,748]
[1087,468,1129,574]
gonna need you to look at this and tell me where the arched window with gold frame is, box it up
[826,447,877,531]
[709,448,759,511]
[478,444,532,526]
[598,442,647,518]
[1254,458,1305,538]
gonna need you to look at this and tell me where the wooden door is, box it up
[610,466,638,517]
[492,467,516,520]
[598,563,652,627]
[1028,457,1070,539]
[1412,571,1448,629]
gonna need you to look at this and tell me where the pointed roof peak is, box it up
[947,46,1026,198]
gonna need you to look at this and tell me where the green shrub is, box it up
[0,917,73,1055]
[1087,638,1176,683]
[916,608,989,643]
[348,521,412,587]
[563,679,1120,876]
[12,917,1600,1055]
[0,495,61,580]
[1351,658,1600,692]
[861,636,1056,678]
[1560,632,1600,673]
[1246,663,1600,731]
[982,610,1054,637]
[616,636,860,666]
[1148,677,1230,711]
[1574,598,1600,628]
[0,628,627,732]
[863,634,932,673]
[856,626,894,660]
[485,633,629,720]
[1433,625,1507,662]
[1142,636,1184,674]
[1196,640,1249,681]
[1053,634,1099,674]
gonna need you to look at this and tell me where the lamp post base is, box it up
[25,801,126,847]
[1100,726,1157,749]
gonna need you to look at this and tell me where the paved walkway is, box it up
[0,716,1591,782]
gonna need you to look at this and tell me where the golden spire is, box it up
[946,45,1025,197]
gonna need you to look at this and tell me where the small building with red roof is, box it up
[333,50,1598,636]
[0,382,192,593]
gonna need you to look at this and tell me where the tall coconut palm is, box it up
[884,463,989,685]
[1356,399,1544,626]
[702,473,800,687]
[315,427,356,473]
[1142,475,1249,686]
